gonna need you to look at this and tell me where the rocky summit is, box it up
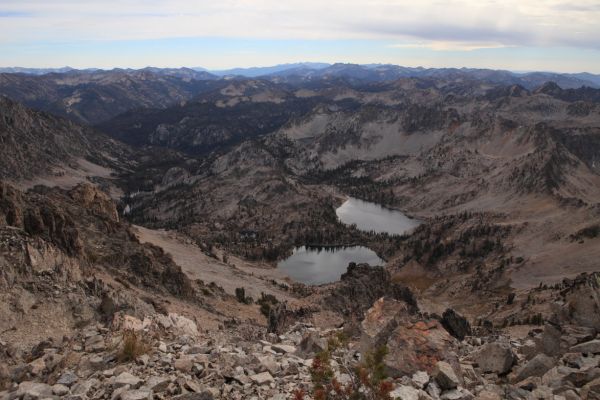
[0,66,600,400]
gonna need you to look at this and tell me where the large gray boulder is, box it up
[514,354,555,383]
[539,324,562,357]
[296,332,327,357]
[475,342,515,374]
[434,361,461,390]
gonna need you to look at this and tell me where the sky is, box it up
[1,0,600,73]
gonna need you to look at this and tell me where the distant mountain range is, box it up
[204,62,330,77]
[2,63,599,89]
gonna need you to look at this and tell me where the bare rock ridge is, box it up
[0,96,128,182]
[0,182,203,349]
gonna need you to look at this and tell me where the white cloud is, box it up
[0,0,600,51]
[388,41,511,52]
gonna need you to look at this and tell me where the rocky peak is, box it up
[69,183,119,222]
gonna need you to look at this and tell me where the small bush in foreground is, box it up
[298,332,393,400]
[117,330,149,363]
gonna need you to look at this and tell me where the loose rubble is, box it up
[3,297,600,400]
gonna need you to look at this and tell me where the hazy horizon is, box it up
[1,62,599,77]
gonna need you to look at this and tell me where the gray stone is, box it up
[257,355,280,375]
[89,354,106,370]
[250,371,274,385]
[426,381,442,399]
[52,384,70,396]
[120,389,152,400]
[28,357,46,376]
[137,354,149,365]
[540,324,562,357]
[114,372,142,388]
[460,364,479,389]
[16,381,53,399]
[271,344,296,354]
[71,378,97,397]
[440,388,474,400]
[433,361,460,390]
[296,332,327,357]
[514,353,555,383]
[571,339,600,354]
[144,376,170,392]
[174,356,195,373]
[412,371,430,389]
[157,342,168,353]
[184,380,203,393]
[475,342,515,374]
[84,335,106,352]
[57,370,79,387]
[389,385,421,400]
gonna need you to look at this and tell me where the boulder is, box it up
[84,335,106,352]
[412,371,430,389]
[257,355,280,375]
[250,371,274,385]
[174,356,195,373]
[169,313,199,337]
[389,385,421,400]
[296,332,327,357]
[144,376,171,392]
[514,354,555,383]
[441,309,471,341]
[52,384,70,396]
[57,370,79,387]
[360,298,406,352]
[28,357,46,376]
[563,366,600,388]
[121,390,152,400]
[571,340,600,355]
[434,361,460,390]
[460,364,480,389]
[475,342,515,374]
[539,324,562,357]
[114,372,142,388]
[440,387,474,400]
[71,378,97,396]
[16,381,53,399]
[563,325,596,344]
[383,317,459,378]
[580,378,600,400]
[271,344,296,354]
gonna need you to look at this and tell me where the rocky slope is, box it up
[4,262,600,399]
[0,96,129,183]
